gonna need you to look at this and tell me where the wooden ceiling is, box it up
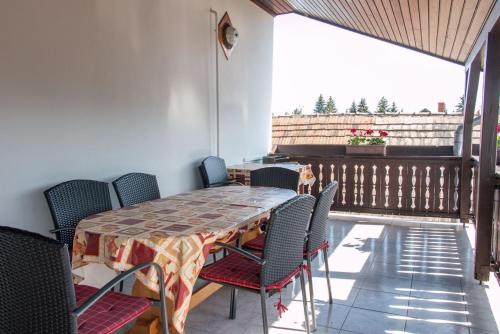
[250,0,497,64]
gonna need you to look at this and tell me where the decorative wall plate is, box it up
[218,12,239,60]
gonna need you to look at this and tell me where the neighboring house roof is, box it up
[272,113,481,146]
[250,0,499,65]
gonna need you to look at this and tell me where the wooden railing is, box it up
[294,155,465,218]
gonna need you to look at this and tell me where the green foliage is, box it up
[314,94,326,113]
[325,96,338,113]
[347,136,366,145]
[455,95,464,113]
[292,106,303,115]
[376,97,389,113]
[348,101,357,113]
[357,98,369,113]
[388,102,398,113]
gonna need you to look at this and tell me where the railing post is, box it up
[474,30,500,282]
[460,55,481,223]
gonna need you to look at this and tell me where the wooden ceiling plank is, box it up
[267,1,288,14]
[382,0,405,43]
[351,0,380,36]
[409,0,424,49]
[358,0,388,38]
[332,0,368,32]
[250,0,278,15]
[321,0,359,29]
[390,0,411,45]
[428,0,440,53]
[319,0,354,28]
[436,0,452,56]
[374,0,399,41]
[308,0,346,27]
[443,0,465,58]
[337,0,373,34]
[399,0,417,46]
[419,0,430,52]
[367,0,394,41]
[451,0,481,60]
[458,0,495,61]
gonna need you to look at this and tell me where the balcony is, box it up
[184,216,500,334]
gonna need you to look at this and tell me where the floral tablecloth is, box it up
[227,162,316,193]
[72,186,296,333]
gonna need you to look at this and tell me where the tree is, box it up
[357,98,369,113]
[292,106,303,115]
[325,96,338,113]
[347,101,357,113]
[388,101,398,113]
[376,97,389,113]
[314,94,326,113]
[455,95,464,113]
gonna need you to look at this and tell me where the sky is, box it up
[271,14,468,115]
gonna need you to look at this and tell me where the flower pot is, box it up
[346,144,386,156]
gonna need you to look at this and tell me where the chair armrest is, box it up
[215,241,265,265]
[49,227,76,234]
[227,180,245,186]
[73,262,169,334]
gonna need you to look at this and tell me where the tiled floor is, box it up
[183,216,500,334]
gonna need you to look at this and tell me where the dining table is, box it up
[71,185,297,334]
[226,162,316,193]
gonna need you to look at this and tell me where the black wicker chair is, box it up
[44,180,112,251]
[250,167,300,192]
[199,195,316,334]
[304,181,338,330]
[199,156,240,188]
[0,226,168,334]
[112,172,161,207]
[243,182,338,331]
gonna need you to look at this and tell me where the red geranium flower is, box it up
[379,130,388,137]
[350,128,357,134]
[365,129,374,135]
[497,124,500,133]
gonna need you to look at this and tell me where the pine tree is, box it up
[292,106,303,115]
[455,95,464,113]
[357,98,369,113]
[376,97,389,113]
[347,101,357,113]
[314,94,326,113]
[325,96,338,113]
[388,101,398,113]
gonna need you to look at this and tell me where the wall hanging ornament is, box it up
[218,12,239,59]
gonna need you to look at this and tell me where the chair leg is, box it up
[322,248,333,304]
[229,287,238,319]
[300,269,311,334]
[306,255,316,331]
[260,287,269,334]
[212,253,217,263]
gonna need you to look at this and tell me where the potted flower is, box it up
[346,128,388,156]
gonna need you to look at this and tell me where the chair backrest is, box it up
[44,180,112,248]
[199,156,229,188]
[261,195,316,287]
[306,181,338,254]
[250,167,300,192]
[0,226,77,333]
[112,173,161,207]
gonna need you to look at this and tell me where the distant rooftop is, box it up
[272,113,480,146]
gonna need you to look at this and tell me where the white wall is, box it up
[0,0,274,235]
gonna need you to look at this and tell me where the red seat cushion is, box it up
[244,235,329,257]
[243,233,266,251]
[75,284,151,334]
[199,252,301,291]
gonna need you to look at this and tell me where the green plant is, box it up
[348,128,388,145]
